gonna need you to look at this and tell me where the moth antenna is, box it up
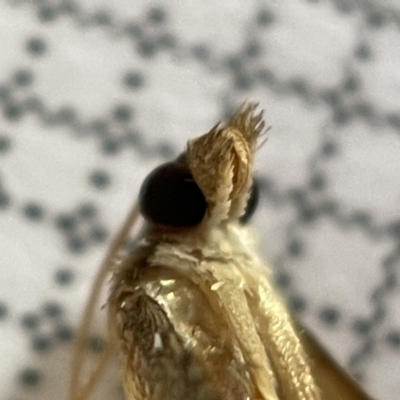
[69,201,141,400]
[71,342,115,400]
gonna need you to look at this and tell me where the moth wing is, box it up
[69,202,143,400]
[297,324,373,400]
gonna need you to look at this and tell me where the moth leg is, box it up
[208,279,279,400]
[243,273,320,400]
[69,202,141,400]
[112,290,224,400]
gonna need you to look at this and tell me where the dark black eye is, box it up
[139,162,207,227]
[239,179,259,224]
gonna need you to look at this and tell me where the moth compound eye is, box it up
[239,178,259,224]
[139,162,207,227]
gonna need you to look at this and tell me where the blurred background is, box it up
[1,0,400,399]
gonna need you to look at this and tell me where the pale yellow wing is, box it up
[298,325,374,400]
[69,201,142,400]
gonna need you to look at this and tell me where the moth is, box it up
[69,103,371,400]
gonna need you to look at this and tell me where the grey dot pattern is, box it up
[1,1,400,399]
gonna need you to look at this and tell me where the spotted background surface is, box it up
[1,1,400,399]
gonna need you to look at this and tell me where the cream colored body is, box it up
[110,222,319,400]
[71,103,372,400]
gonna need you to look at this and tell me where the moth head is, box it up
[139,102,264,229]
[187,102,264,226]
